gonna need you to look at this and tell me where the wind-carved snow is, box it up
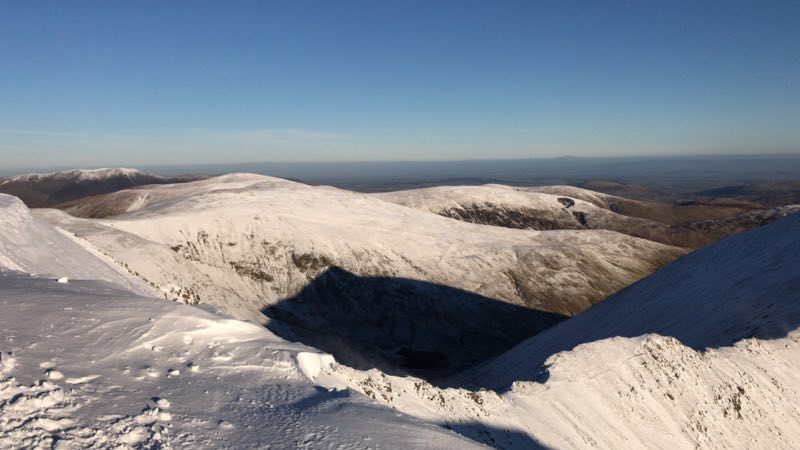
[297,352,337,382]
[35,173,685,374]
[0,351,172,449]
[0,274,483,449]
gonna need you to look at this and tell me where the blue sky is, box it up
[1,0,798,168]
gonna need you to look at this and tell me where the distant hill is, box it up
[0,168,206,208]
[375,184,799,248]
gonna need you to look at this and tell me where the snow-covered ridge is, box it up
[0,167,209,208]
[64,172,297,217]
[0,194,152,294]
[3,168,147,184]
[0,194,30,226]
[375,183,800,248]
[522,184,618,208]
[373,183,634,231]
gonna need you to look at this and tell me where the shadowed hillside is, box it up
[263,267,566,380]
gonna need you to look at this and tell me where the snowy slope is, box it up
[36,174,685,374]
[0,273,485,449]
[0,195,485,449]
[321,212,800,449]
[522,185,624,208]
[0,194,152,295]
[374,184,593,230]
[375,184,799,248]
[63,173,264,218]
[462,211,800,388]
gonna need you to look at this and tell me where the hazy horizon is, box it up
[4,154,800,196]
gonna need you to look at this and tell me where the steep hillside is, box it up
[323,212,800,449]
[0,194,151,295]
[461,211,800,389]
[376,184,798,248]
[0,168,204,208]
[0,190,486,449]
[37,174,684,376]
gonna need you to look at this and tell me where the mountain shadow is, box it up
[262,266,566,383]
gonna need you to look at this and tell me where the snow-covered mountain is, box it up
[36,173,684,375]
[0,168,204,208]
[5,168,145,183]
[375,184,799,248]
[0,197,484,449]
[3,177,798,448]
[323,212,800,448]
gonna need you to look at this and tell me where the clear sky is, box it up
[1,0,798,168]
